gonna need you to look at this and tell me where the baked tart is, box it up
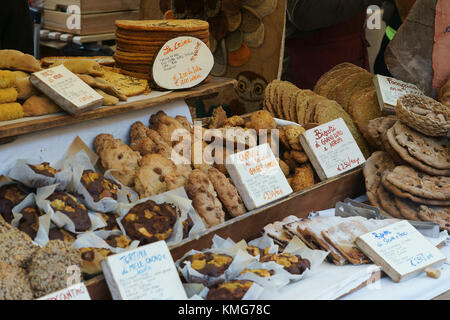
[121,200,178,244]
[28,162,59,178]
[47,192,91,232]
[17,206,41,239]
[260,253,311,275]
[0,184,27,223]
[81,170,121,202]
[240,268,275,278]
[206,280,253,300]
[180,252,233,277]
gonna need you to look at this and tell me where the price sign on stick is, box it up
[152,36,214,90]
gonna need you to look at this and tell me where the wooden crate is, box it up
[85,168,365,299]
[44,0,140,14]
[43,9,139,35]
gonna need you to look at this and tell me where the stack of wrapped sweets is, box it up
[114,20,210,85]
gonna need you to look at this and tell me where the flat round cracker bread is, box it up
[295,90,316,125]
[351,88,383,141]
[334,71,374,111]
[417,205,450,232]
[394,197,421,221]
[377,185,403,219]
[314,64,362,95]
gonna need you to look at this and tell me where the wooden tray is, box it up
[84,167,365,299]
[0,77,236,142]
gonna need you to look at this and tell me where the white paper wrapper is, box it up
[279,236,329,282]
[72,230,139,254]
[8,159,72,191]
[198,281,265,300]
[11,193,51,247]
[68,150,138,213]
[248,235,280,255]
[183,283,206,299]
[116,188,193,247]
[36,184,107,234]
[236,261,291,290]
[176,244,255,287]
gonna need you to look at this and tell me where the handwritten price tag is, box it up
[226,144,293,211]
[300,118,365,181]
[152,36,214,90]
[37,282,91,300]
[102,241,187,300]
[356,220,446,282]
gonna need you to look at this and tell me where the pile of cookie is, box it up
[263,78,370,157]
[364,93,449,231]
[208,106,317,194]
[114,19,210,82]
[0,218,82,300]
[264,215,398,266]
[166,0,277,75]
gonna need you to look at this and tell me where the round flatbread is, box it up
[351,89,383,141]
[377,185,403,219]
[394,197,421,221]
[334,71,374,111]
[417,206,450,232]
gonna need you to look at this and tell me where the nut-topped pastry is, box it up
[81,170,121,202]
[17,206,41,239]
[28,162,59,177]
[47,192,91,232]
[0,184,27,223]
[206,280,253,300]
[121,200,178,244]
[180,252,233,277]
[260,253,311,275]
[240,268,275,278]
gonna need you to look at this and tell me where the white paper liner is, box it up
[8,158,72,191]
[11,193,51,247]
[68,150,138,213]
[72,230,139,254]
[183,283,206,299]
[198,281,265,300]
[116,188,194,247]
[176,243,255,287]
[36,184,107,234]
[280,236,329,282]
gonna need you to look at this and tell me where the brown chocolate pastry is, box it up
[79,247,113,276]
[180,252,233,277]
[121,200,178,245]
[246,246,270,257]
[105,234,131,249]
[28,162,59,177]
[182,215,194,239]
[47,192,91,232]
[17,206,41,239]
[206,280,253,300]
[99,212,120,231]
[260,253,311,275]
[0,184,27,223]
[48,227,76,243]
[240,268,275,278]
[81,170,121,202]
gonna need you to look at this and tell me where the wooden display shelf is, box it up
[0,77,235,142]
[84,167,365,299]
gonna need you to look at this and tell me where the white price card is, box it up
[373,75,423,112]
[299,118,365,181]
[30,65,103,114]
[37,282,91,300]
[152,36,214,90]
[102,240,187,300]
[226,143,293,211]
[356,220,447,282]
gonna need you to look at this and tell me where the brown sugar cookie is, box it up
[392,121,450,171]
[334,71,374,111]
[313,63,357,93]
[208,168,246,217]
[381,174,450,206]
[417,206,450,232]
[290,164,315,192]
[315,66,363,98]
[394,197,421,221]
[281,83,300,121]
[186,169,226,228]
[351,88,383,141]
[134,154,177,198]
[384,166,450,201]
[363,151,396,210]
[240,6,262,33]
[387,127,450,176]
[295,90,316,125]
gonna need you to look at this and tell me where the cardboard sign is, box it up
[38,282,91,300]
[373,75,423,114]
[152,36,214,90]
[30,65,103,115]
[356,220,446,282]
[102,240,187,300]
[226,143,293,211]
[299,118,365,181]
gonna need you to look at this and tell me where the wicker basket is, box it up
[396,94,450,137]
